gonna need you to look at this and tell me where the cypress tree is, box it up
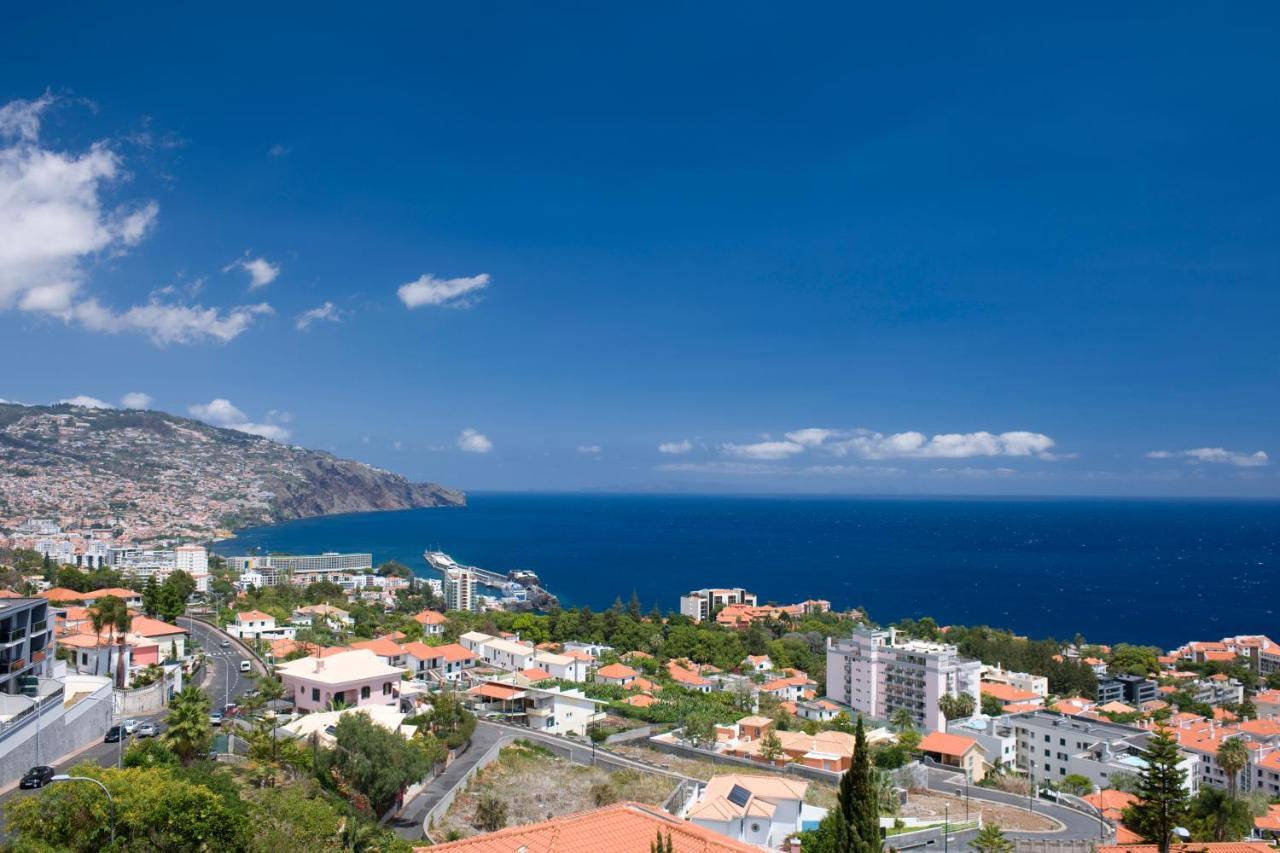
[1122,726,1189,853]
[835,715,882,853]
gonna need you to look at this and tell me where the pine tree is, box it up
[650,829,674,853]
[835,715,882,853]
[971,823,1014,853]
[1122,726,1189,853]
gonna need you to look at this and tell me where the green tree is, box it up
[938,692,976,721]
[474,794,508,831]
[89,594,131,687]
[2,763,248,851]
[970,823,1015,853]
[1059,774,1094,796]
[981,692,1006,717]
[319,712,436,816]
[833,715,881,853]
[890,707,915,734]
[682,708,718,748]
[165,684,213,764]
[143,574,161,617]
[124,736,179,768]
[1109,644,1160,677]
[760,729,785,763]
[1188,786,1254,842]
[1122,727,1189,853]
[1216,737,1248,800]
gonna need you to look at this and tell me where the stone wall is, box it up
[0,679,113,787]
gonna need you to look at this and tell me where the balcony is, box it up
[5,658,26,673]
[30,650,45,665]
[30,621,47,635]
[0,628,27,645]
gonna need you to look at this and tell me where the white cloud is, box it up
[1147,447,1269,468]
[295,301,341,331]
[224,256,280,290]
[120,392,152,409]
[268,144,290,158]
[398,273,490,309]
[59,395,111,409]
[188,398,291,441]
[658,439,694,455]
[0,94,158,314]
[68,299,273,346]
[658,461,778,475]
[722,440,806,461]
[0,94,272,347]
[577,444,602,456]
[784,428,839,448]
[829,429,1058,460]
[457,428,493,454]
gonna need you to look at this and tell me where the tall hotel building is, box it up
[826,627,982,732]
[443,567,476,612]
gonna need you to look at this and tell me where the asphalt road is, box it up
[0,617,253,829]
[924,767,1109,843]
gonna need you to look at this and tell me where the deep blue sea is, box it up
[214,494,1280,650]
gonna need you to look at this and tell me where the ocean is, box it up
[214,493,1280,650]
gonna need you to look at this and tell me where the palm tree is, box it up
[891,707,916,734]
[164,685,212,764]
[1216,737,1248,800]
[89,595,130,686]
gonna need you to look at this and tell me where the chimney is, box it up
[315,656,324,673]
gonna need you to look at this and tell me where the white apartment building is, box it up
[1007,710,1198,792]
[825,627,982,732]
[460,632,536,671]
[174,545,208,574]
[981,665,1049,697]
[444,567,476,612]
[679,587,757,622]
[226,553,373,586]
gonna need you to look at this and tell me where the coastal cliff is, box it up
[0,402,463,541]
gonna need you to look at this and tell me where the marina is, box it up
[424,549,560,612]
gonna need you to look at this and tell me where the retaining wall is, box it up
[0,682,113,787]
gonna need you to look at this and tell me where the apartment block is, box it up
[825,627,981,732]
[444,567,477,612]
[679,588,757,622]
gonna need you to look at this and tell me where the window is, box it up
[361,686,371,700]
[383,682,392,695]
[1059,768,1066,776]
[311,688,320,702]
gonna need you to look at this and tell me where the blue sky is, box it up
[2,5,1277,496]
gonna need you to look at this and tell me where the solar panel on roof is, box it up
[727,784,752,808]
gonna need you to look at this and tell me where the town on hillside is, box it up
[0,529,1278,853]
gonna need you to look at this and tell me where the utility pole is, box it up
[944,803,949,853]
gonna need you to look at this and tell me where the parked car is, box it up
[122,719,138,734]
[19,766,54,789]
[104,724,124,743]
[136,722,159,738]
[209,711,223,726]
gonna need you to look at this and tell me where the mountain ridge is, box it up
[0,402,463,542]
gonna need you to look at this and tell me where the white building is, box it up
[226,553,373,586]
[679,588,757,623]
[825,627,982,732]
[443,566,477,612]
[1007,710,1198,792]
[174,545,208,574]
[225,610,296,641]
[534,651,590,682]
[981,665,1049,698]
[685,775,816,849]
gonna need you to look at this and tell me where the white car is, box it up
[122,719,138,734]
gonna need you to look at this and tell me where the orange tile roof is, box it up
[627,677,660,693]
[1114,826,1143,844]
[666,661,711,687]
[1238,719,1280,737]
[625,694,659,708]
[419,801,759,852]
[1003,702,1044,714]
[519,668,554,683]
[235,609,274,622]
[432,642,478,663]
[1095,840,1274,845]
[918,731,979,758]
[1256,804,1280,832]
[87,587,140,599]
[269,638,300,658]
[40,588,87,602]
[596,663,639,680]
[350,637,405,657]
[1083,789,1138,818]
[0,590,24,598]
[468,682,524,701]
[414,609,447,626]
[129,615,186,636]
[981,681,1040,703]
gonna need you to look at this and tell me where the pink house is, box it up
[276,649,403,712]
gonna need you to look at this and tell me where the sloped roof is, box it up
[418,801,760,852]
[918,731,980,757]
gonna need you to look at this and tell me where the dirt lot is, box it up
[900,790,1060,832]
[436,741,678,841]
[611,744,840,809]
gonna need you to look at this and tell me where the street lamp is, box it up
[50,775,115,846]
[943,803,949,853]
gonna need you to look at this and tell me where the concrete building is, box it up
[443,566,476,612]
[949,714,1018,770]
[0,598,54,694]
[981,665,1049,697]
[465,680,606,736]
[1007,710,1198,791]
[825,627,982,732]
[226,553,373,586]
[679,588,757,622]
[1097,675,1159,706]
